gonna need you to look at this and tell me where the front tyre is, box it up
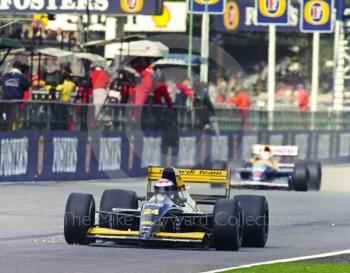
[64,193,95,245]
[213,199,243,251]
[235,195,269,247]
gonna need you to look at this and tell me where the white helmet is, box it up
[154,178,175,196]
[261,151,271,161]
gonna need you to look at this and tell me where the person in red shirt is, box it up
[230,88,252,130]
[295,84,309,129]
[230,89,252,110]
[128,64,154,122]
[296,84,309,112]
[149,76,174,131]
[130,65,154,105]
[89,66,111,118]
[153,76,173,111]
[175,78,193,106]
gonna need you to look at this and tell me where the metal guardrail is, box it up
[0,100,349,131]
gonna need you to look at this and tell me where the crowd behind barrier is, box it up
[1,100,350,132]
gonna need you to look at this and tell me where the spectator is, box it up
[58,74,75,103]
[217,77,228,99]
[295,84,309,112]
[131,64,154,106]
[208,81,218,105]
[229,88,252,109]
[56,74,76,130]
[149,76,173,130]
[89,66,111,118]
[153,76,173,111]
[129,62,154,122]
[229,88,252,130]
[109,66,140,104]
[1,62,30,130]
[46,29,57,41]
[216,95,225,104]
[295,84,309,129]
[2,62,30,100]
[175,78,193,106]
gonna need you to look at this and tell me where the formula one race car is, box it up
[233,145,322,191]
[64,166,269,251]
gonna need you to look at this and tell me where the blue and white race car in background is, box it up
[233,145,322,191]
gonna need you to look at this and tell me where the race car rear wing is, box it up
[147,166,231,202]
[253,145,298,157]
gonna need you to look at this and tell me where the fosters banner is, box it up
[300,0,334,32]
[256,0,290,25]
[216,0,299,32]
[0,130,348,182]
[215,0,340,32]
[0,0,163,15]
[188,0,226,14]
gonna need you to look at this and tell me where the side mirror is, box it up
[138,196,146,201]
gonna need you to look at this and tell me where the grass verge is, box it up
[221,262,350,273]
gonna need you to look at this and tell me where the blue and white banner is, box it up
[0,138,28,177]
[188,0,226,14]
[215,0,345,32]
[0,129,348,182]
[0,0,163,15]
[300,0,334,33]
[216,0,299,32]
[256,0,290,25]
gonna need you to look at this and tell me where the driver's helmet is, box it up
[154,178,175,196]
[261,151,271,160]
[261,146,272,160]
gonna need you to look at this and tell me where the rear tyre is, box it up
[213,199,243,251]
[235,195,269,247]
[99,189,138,228]
[64,193,95,245]
[293,162,309,191]
[306,161,322,191]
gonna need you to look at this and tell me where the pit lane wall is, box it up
[0,130,349,181]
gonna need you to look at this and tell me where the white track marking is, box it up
[201,249,350,273]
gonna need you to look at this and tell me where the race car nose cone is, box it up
[252,170,264,181]
[140,232,149,239]
[254,171,263,177]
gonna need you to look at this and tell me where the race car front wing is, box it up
[86,227,208,245]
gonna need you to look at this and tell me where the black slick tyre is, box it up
[64,193,95,245]
[213,198,243,251]
[235,195,269,247]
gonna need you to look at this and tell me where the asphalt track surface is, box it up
[1,165,350,273]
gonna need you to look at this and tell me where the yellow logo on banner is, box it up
[304,0,330,25]
[194,0,220,5]
[152,5,171,28]
[33,14,48,25]
[120,0,144,13]
[258,0,287,18]
[224,2,239,31]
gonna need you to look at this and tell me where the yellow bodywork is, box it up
[87,227,205,240]
[88,228,139,236]
[147,166,231,198]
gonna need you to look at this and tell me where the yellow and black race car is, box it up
[64,166,269,251]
